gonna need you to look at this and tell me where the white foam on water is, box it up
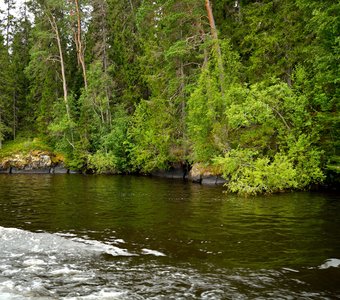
[0,226,166,259]
[282,267,299,273]
[63,289,127,300]
[0,281,23,300]
[319,258,340,269]
[0,226,139,298]
[0,292,23,300]
[9,253,24,258]
[70,237,134,257]
[55,232,78,237]
[0,226,134,258]
[49,267,83,276]
[141,248,166,257]
[1,269,20,276]
[114,239,125,244]
[23,258,47,266]
[0,226,171,299]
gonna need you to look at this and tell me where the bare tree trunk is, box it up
[99,1,111,126]
[74,0,88,90]
[205,0,218,41]
[6,0,16,140]
[48,14,74,145]
[205,0,225,94]
[73,29,80,65]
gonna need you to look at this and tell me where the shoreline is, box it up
[1,150,338,191]
[0,164,227,186]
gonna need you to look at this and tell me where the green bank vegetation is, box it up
[0,138,51,159]
[0,0,339,195]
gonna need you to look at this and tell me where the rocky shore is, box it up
[151,162,226,185]
[0,151,226,185]
[0,150,69,174]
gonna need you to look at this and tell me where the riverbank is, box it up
[0,150,70,174]
[0,150,226,185]
[1,139,338,191]
[0,139,226,184]
[0,139,68,174]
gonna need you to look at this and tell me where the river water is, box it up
[0,174,339,299]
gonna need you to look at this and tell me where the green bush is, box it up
[88,151,118,174]
[214,149,297,196]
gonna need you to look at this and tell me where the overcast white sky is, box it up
[0,0,26,17]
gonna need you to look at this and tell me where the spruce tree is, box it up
[0,33,11,148]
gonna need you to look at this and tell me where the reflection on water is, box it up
[0,174,339,299]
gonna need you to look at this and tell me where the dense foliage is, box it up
[0,0,338,194]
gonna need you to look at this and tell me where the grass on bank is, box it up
[0,138,53,159]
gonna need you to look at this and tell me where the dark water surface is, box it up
[0,174,339,299]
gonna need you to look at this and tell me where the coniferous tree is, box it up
[295,0,340,177]
[10,9,32,137]
[129,0,206,171]
[3,0,15,47]
[0,33,11,148]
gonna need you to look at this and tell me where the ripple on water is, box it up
[0,224,339,299]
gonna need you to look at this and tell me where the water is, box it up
[0,174,339,299]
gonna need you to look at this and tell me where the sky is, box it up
[0,0,26,18]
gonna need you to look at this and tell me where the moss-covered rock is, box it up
[0,150,65,172]
[2,151,46,170]
[188,163,226,185]
[0,138,66,172]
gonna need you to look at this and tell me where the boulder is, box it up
[188,163,226,185]
[0,150,64,174]
[188,163,202,183]
[51,166,69,174]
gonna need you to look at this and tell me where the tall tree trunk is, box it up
[5,0,16,139]
[73,0,88,90]
[48,14,74,145]
[99,1,111,126]
[205,0,225,94]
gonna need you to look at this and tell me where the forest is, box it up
[0,0,339,195]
